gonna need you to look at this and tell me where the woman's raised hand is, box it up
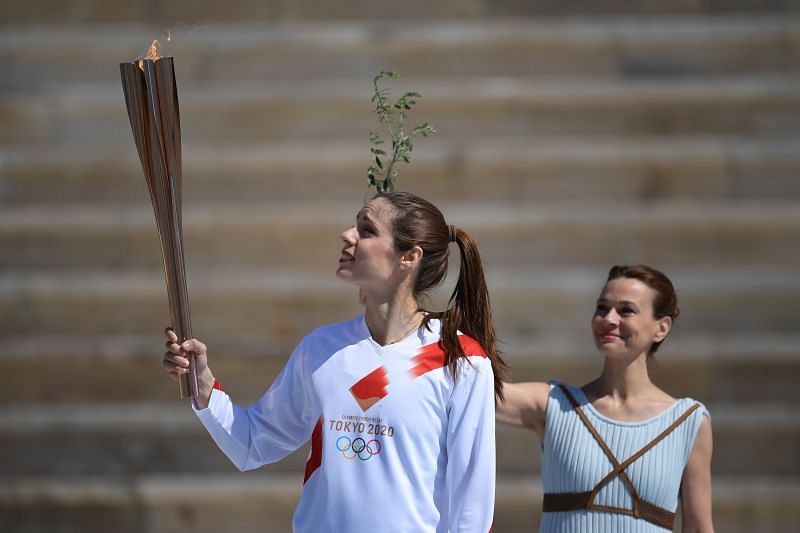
[163,327,209,377]
[163,327,215,409]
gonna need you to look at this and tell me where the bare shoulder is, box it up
[693,414,713,450]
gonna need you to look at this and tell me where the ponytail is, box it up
[435,228,508,402]
[375,191,508,401]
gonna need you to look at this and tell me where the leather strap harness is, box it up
[542,385,700,530]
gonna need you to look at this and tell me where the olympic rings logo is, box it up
[336,436,382,461]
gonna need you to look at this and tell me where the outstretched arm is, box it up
[164,329,317,471]
[681,415,714,533]
[496,381,549,440]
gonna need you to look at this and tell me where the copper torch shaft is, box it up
[120,57,199,403]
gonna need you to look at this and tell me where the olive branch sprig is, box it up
[367,71,436,193]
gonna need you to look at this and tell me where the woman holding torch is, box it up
[497,265,714,532]
[163,191,507,532]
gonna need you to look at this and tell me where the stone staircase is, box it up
[2,2,799,531]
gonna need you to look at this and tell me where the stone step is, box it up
[3,18,798,90]
[2,202,799,270]
[2,474,798,533]
[1,334,797,406]
[4,137,799,206]
[0,267,797,340]
[3,76,799,146]
[1,473,302,533]
[0,403,309,476]
[3,0,800,24]
[0,402,796,478]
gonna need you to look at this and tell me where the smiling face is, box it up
[592,277,672,360]
[336,198,408,291]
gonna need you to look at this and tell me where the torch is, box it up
[120,40,198,402]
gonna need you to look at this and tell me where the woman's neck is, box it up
[589,352,654,402]
[583,352,677,420]
[363,287,423,346]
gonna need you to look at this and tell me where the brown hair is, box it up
[607,264,680,356]
[374,192,508,401]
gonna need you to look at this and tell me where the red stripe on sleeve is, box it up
[303,417,324,484]
[212,379,223,391]
[410,335,487,378]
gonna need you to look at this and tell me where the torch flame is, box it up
[145,39,162,61]
[138,38,166,70]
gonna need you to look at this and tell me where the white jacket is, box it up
[194,316,496,532]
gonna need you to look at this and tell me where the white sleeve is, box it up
[193,338,317,471]
[444,356,496,532]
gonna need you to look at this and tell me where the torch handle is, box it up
[178,371,192,399]
[178,350,200,406]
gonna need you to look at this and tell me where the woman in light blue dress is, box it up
[498,265,714,532]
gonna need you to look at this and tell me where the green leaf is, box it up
[412,122,436,137]
[366,70,434,192]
